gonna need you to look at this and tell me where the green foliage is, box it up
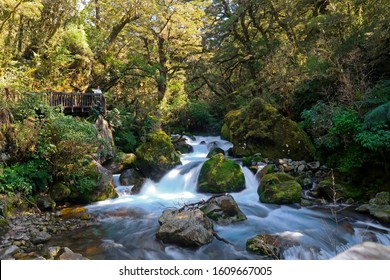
[363,102,390,128]
[301,101,389,172]
[187,101,219,133]
[0,164,33,196]
[356,122,390,151]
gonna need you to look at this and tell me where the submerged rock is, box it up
[258,173,302,204]
[156,208,214,247]
[332,242,390,260]
[200,194,246,225]
[221,98,315,161]
[198,153,245,193]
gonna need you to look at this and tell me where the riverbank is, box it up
[0,207,98,259]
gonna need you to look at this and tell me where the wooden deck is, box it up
[47,92,106,116]
[11,91,106,116]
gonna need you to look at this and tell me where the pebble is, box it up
[0,210,96,260]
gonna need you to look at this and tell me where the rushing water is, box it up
[49,136,390,260]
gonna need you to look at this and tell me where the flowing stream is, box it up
[50,136,390,260]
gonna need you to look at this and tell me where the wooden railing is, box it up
[7,91,106,116]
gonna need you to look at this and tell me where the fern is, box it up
[363,101,390,128]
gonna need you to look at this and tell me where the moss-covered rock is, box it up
[317,178,364,202]
[103,152,137,174]
[258,172,302,204]
[36,195,56,211]
[369,192,390,205]
[356,204,390,224]
[57,207,88,219]
[71,160,118,203]
[206,147,225,158]
[246,234,300,259]
[49,183,71,203]
[197,154,245,193]
[135,130,181,181]
[221,98,315,161]
[172,136,194,154]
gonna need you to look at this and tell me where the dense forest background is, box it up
[1,0,389,199]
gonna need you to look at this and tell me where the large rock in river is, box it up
[258,172,302,204]
[197,154,245,193]
[156,208,214,247]
[200,194,246,225]
[221,98,315,161]
[71,160,118,203]
[332,242,390,260]
[135,130,181,181]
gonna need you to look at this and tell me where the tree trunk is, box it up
[157,35,168,102]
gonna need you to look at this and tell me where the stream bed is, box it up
[47,136,390,260]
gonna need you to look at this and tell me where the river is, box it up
[48,136,390,259]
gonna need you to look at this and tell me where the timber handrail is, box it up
[5,91,106,116]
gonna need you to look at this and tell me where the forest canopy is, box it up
[1,0,389,175]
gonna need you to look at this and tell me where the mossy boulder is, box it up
[356,204,390,224]
[197,154,245,193]
[207,147,225,158]
[317,178,364,202]
[71,160,118,203]
[49,183,71,203]
[57,207,88,219]
[221,98,315,161]
[258,172,302,204]
[369,192,390,205]
[135,130,181,181]
[103,152,136,174]
[36,195,56,211]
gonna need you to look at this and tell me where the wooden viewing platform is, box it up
[8,91,106,116]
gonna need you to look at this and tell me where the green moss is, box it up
[49,183,71,202]
[246,235,279,259]
[135,130,181,180]
[0,216,9,227]
[220,123,231,140]
[198,154,245,193]
[318,178,364,201]
[221,98,315,160]
[259,172,302,204]
[116,152,137,168]
[207,147,225,158]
